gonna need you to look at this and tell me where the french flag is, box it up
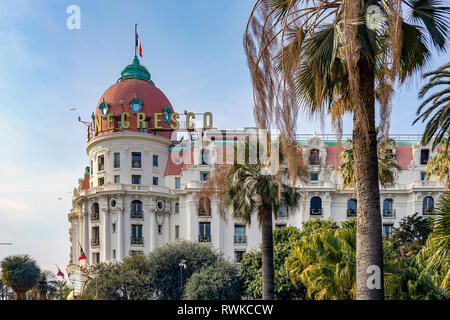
[56,265,65,278]
[136,33,142,57]
[78,246,87,262]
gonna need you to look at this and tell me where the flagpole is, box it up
[135,24,137,57]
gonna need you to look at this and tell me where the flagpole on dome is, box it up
[135,23,137,57]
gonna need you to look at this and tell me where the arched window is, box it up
[383,199,393,217]
[423,196,434,215]
[91,202,99,221]
[131,200,143,218]
[309,149,320,165]
[347,199,357,217]
[198,197,211,216]
[310,197,322,215]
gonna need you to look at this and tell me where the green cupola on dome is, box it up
[117,55,154,85]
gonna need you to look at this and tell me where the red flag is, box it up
[78,246,87,261]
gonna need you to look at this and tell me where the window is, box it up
[420,149,430,165]
[131,224,143,244]
[423,196,434,215]
[152,177,159,185]
[198,197,211,216]
[93,252,100,264]
[201,149,209,165]
[132,152,142,168]
[114,153,120,168]
[138,120,149,133]
[131,200,143,218]
[153,155,159,167]
[309,149,320,165]
[382,224,393,238]
[310,197,322,215]
[277,203,286,218]
[158,225,162,234]
[91,203,99,221]
[347,199,357,217]
[200,171,209,181]
[276,224,287,229]
[199,222,211,242]
[175,202,180,214]
[310,173,318,181]
[112,250,116,260]
[98,155,105,171]
[175,177,181,189]
[420,172,427,181]
[112,223,116,233]
[98,177,104,186]
[132,175,141,185]
[117,119,122,131]
[175,225,180,239]
[114,175,120,184]
[234,225,246,244]
[234,251,245,263]
[91,227,99,246]
[383,199,394,217]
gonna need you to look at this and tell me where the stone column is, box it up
[117,197,125,261]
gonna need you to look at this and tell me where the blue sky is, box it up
[0,0,449,275]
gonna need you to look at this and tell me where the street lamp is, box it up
[179,259,187,293]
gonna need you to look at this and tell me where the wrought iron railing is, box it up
[130,211,143,219]
[423,208,434,215]
[234,235,247,244]
[347,209,357,217]
[198,235,211,243]
[91,238,99,246]
[383,209,396,218]
[310,208,323,216]
[91,213,99,221]
[131,237,144,245]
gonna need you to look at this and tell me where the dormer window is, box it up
[420,149,430,165]
[309,149,320,165]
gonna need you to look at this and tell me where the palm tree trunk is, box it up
[353,55,384,300]
[260,203,274,300]
[15,290,26,300]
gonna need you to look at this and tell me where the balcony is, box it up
[91,213,99,221]
[130,211,143,219]
[198,235,211,243]
[234,235,247,244]
[310,208,323,216]
[131,237,144,245]
[347,209,357,217]
[91,238,99,246]
[383,209,396,218]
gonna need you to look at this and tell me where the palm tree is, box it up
[35,271,57,300]
[414,62,450,149]
[217,139,306,299]
[53,280,72,300]
[424,138,450,189]
[417,191,450,292]
[338,130,401,190]
[244,0,450,299]
[0,255,40,300]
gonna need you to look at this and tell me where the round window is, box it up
[110,199,117,208]
[156,200,164,211]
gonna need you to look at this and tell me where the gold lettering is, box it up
[203,112,213,129]
[154,112,163,129]
[170,112,180,130]
[94,115,102,135]
[186,112,195,130]
[136,112,146,129]
[121,112,130,129]
[107,113,115,130]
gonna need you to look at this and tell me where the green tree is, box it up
[240,226,306,299]
[183,262,243,300]
[34,271,57,300]
[338,130,401,190]
[390,213,433,256]
[84,253,153,300]
[424,140,450,189]
[245,0,450,300]
[148,240,223,300]
[0,279,14,300]
[417,192,450,292]
[53,280,72,300]
[0,254,40,300]
[414,62,450,148]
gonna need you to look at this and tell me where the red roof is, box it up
[94,78,174,139]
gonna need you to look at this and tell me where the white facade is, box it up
[68,128,444,265]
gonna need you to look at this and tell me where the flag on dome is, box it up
[136,32,142,57]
